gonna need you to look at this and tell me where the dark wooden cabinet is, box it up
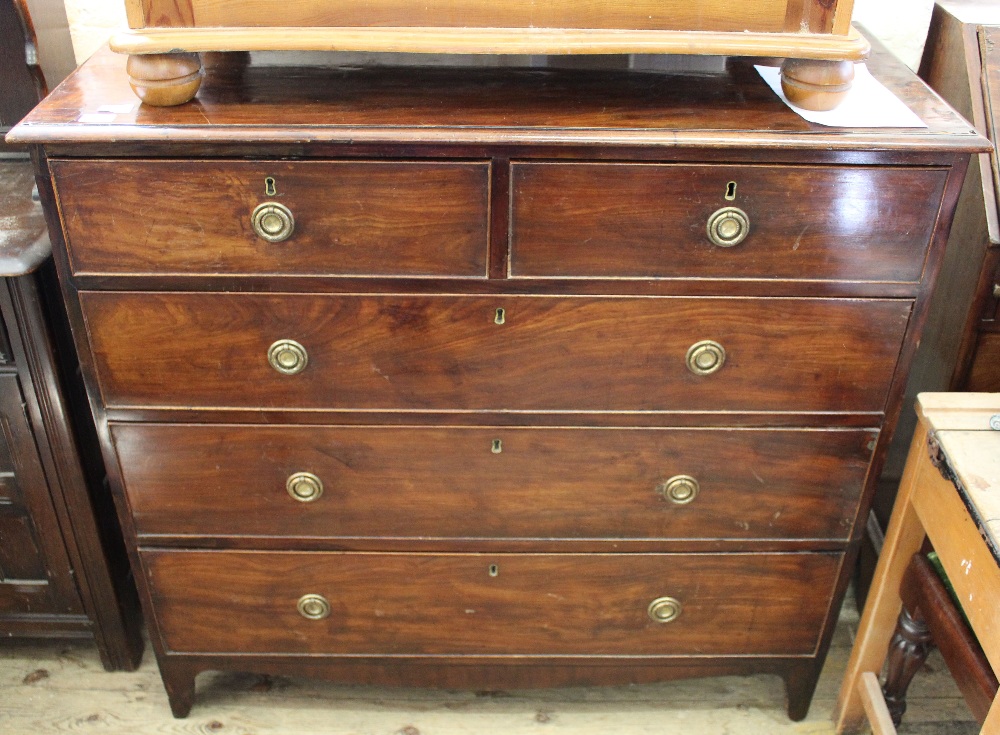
[0,0,142,670]
[917,2,1000,395]
[8,35,984,719]
[861,0,1000,608]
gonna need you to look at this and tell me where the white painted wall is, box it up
[62,0,125,63]
[61,0,936,69]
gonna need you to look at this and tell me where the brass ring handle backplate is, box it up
[648,596,682,624]
[686,340,726,376]
[252,201,295,242]
[659,475,699,505]
[287,472,324,502]
[297,594,331,620]
[268,339,308,375]
[707,206,750,248]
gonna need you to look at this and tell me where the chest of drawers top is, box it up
[10,45,981,156]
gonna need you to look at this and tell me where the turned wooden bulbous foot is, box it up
[126,52,203,107]
[780,58,855,111]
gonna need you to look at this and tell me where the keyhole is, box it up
[489,564,499,577]
[265,177,277,196]
[494,307,505,325]
[725,181,737,201]
[492,439,503,454]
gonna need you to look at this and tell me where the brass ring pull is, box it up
[648,596,682,624]
[268,339,308,375]
[659,475,699,505]
[286,472,324,502]
[686,340,726,376]
[297,594,331,620]
[252,201,295,242]
[707,207,750,248]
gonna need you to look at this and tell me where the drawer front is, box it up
[52,160,490,277]
[144,550,841,656]
[510,163,947,281]
[82,293,910,413]
[114,423,874,542]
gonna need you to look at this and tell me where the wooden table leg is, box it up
[835,426,931,734]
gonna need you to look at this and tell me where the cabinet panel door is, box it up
[0,374,82,616]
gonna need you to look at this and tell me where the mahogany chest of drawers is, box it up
[8,43,985,718]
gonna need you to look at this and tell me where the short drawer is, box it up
[113,424,874,542]
[52,159,490,277]
[143,550,841,656]
[510,163,947,281]
[81,292,910,413]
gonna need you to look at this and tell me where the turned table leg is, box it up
[780,59,855,111]
[126,52,203,106]
[882,605,933,726]
[834,426,929,734]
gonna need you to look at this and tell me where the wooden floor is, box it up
[0,600,977,734]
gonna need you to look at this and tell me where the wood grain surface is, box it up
[139,0,791,32]
[511,163,947,282]
[143,550,840,656]
[80,292,911,413]
[111,423,875,542]
[53,159,490,277]
[7,46,984,153]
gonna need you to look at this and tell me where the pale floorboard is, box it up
[0,600,978,734]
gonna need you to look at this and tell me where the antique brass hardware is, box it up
[297,594,331,620]
[706,206,749,247]
[268,339,308,375]
[492,439,503,454]
[993,283,1000,299]
[286,472,323,502]
[489,564,499,577]
[495,307,506,325]
[725,181,737,201]
[264,176,277,196]
[252,201,295,242]
[659,475,699,505]
[686,340,726,376]
[648,596,682,623]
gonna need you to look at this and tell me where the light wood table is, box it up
[836,393,1000,734]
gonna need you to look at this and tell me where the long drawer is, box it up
[81,293,911,412]
[511,163,947,281]
[144,550,841,656]
[52,160,491,277]
[113,423,874,542]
